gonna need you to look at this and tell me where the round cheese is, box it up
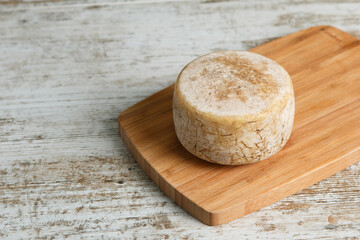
[173,51,295,165]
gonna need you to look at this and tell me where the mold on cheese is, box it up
[173,51,295,165]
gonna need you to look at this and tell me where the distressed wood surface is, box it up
[0,0,360,239]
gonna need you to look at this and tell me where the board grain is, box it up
[119,25,360,226]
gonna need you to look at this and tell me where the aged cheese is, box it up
[173,51,295,165]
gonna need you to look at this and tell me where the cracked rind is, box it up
[173,51,295,165]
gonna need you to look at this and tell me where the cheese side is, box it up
[173,51,295,165]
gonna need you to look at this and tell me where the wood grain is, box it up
[1,0,360,238]
[119,26,360,226]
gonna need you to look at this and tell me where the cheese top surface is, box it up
[177,51,292,117]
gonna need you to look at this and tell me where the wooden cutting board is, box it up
[118,26,360,226]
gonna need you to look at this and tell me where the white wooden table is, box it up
[1,0,360,239]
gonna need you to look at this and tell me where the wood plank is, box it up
[1,0,360,238]
[119,26,360,225]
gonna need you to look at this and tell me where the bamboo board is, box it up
[118,26,360,226]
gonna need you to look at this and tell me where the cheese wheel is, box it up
[173,51,295,165]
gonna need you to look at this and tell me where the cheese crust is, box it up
[173,51,295,165]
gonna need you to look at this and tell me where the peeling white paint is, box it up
[0,0,360,238]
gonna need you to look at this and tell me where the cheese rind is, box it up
[173,51,295,165]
